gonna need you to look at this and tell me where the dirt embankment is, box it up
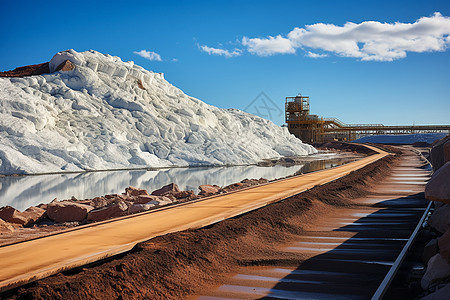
[4,145,400,300]
[0,63,50,77]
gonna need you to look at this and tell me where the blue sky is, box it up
[1,0,449,126]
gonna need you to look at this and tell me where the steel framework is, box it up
[285,93,450,143]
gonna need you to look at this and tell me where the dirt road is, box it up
[0,145,388,292]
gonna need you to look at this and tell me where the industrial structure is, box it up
[285,93,450,143]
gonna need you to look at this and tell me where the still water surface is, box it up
[0,154,354,211]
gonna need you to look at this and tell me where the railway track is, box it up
[197,147,432,299]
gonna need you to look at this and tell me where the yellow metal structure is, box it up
[285,94,325,143]
[285,93,450,143]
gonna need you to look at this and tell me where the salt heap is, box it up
[0,49,316,175]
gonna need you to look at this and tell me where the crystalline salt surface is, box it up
[0,49,316,175]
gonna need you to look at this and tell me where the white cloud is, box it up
[133,50,162,61]
[242,12,450,61]
[242,35,295,56]
[305,51,328,58]
[199,45,242,58]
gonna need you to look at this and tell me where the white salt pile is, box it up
[0,50,316,175]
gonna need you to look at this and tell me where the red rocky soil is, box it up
[0,60,74,78]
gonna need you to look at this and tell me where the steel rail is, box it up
[371,153,433,300]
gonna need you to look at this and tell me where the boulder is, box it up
[37,203,48,210]
[22,206,46,226]
[161,193,177,202]
[199,184,221,196]
[169,190,196,200]
[422,282,450,300]
[128,203,156,214]
[0,219,18,232]
[133,194,162,204]
[47,201,94,223]
[77,200,94,206]
[0,206,28,225]
[421,253,450,289]
[423,239,439,265]
[222,182,244,193]
[425,162,450,203]
[90,197,110,208]
[146,196,173,207]
[125,186,149,197]
[151,183,180,196]
[55,59,75,72]
[438,228,450,263]
[87,201,128,222]
[445,141,450,163]
[428,204,450,233]
[430,135,450,171]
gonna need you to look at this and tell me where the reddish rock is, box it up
[0,62,50,77]
[151,183,180,196]
[22,206,46,226]
[87,201,128,222]
[90,197,109,208]
[129,203,155,214]
[0,219,18,232]
[421,253,450,289]
[423,239,439,265]
[0,206,28,225]
[77,200,94,206]
[241,178,268,185]
[439,228,450,263]
[222,182,244,193]
[428,204,450,233]
[161,193,177,202]
[137,79,145,90]
[445,141,450,163]
[152,196,173,206]
[139,196,173,207]
[133,195,162,204]
[430,135,450,171]
[125,186,149,197]
[199,185,221,196]
[171,190,196,200]
[55,60,74,72]
[425,162,450,203]
[37,203,48,210]
[47,201,94,223]
[422,282,450,300]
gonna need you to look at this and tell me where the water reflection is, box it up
[0,156,352,211]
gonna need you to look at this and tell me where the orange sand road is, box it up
[0,145,388,292]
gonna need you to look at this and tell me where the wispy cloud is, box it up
[199,45,242,58]
[242,35,295,56]
[305,51,328,58]
[133,50,162,61]
[241,12,450,61]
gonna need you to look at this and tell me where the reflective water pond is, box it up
[0,153,355,211]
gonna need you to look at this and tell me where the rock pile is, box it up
[420,134,450,297]
[0,178,267,234]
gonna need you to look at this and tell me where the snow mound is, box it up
[0,49,316,175]
[354,133,447,145]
